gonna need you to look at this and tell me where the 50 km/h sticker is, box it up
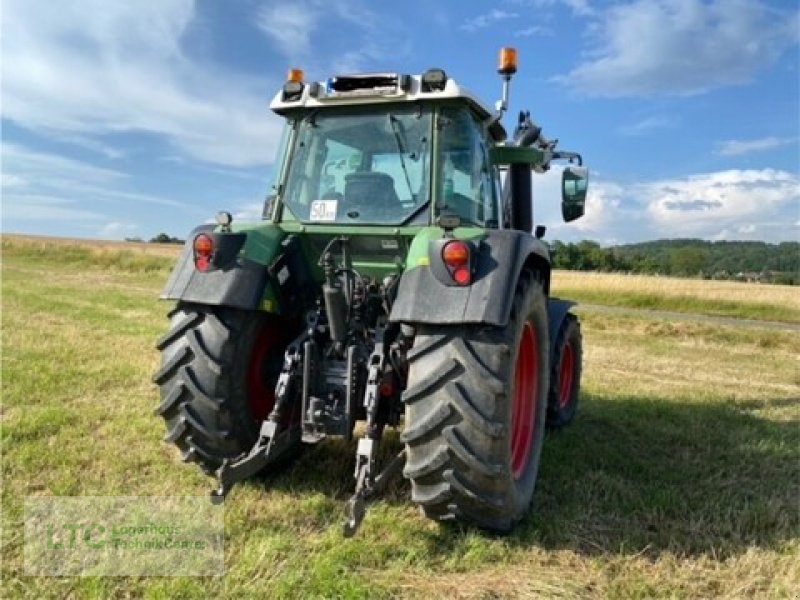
[310,200,337,222]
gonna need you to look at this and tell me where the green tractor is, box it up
[153,48,588,535]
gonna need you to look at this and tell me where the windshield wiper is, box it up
[401,200,430,224]
[388,114,414,201]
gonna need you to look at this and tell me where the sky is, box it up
[1,0,798,245]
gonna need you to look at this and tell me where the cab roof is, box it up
[269,72,507,141]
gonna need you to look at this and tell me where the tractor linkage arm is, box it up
[210,288,405,537]
[210,323,314,504]
[343,318,406,537]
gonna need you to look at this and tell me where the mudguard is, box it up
[547,297,576,364]
[390,229,551,327]
[160,225,309,313]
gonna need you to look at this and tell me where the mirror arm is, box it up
[550,151,583,166]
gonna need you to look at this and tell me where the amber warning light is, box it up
[287,68,304,83]
[498,47,518,75]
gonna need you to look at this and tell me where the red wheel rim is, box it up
[558,341,575,410]
[511,321,539,480]
[246,324,279,423]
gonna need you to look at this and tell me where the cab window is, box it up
[438,107,499,227]
[280,105,432,225]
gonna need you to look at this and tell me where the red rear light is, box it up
[193,234,214,271]
[452,266,471,285]
[442,240,469,267]
[442,240,471,285]
[194,234,213,256]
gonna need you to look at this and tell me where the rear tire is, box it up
[152,303,301,474]
[402,275,549,532]
[546,314,582,429]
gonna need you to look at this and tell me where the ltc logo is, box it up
[47,523,107,549]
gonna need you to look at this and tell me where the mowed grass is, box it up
[2,238,799,598]
[552,270,800,323]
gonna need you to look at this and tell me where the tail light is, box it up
[442,240,471,286]
[193,233,214,271]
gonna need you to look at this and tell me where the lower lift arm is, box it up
[210,329,309,504]
[343,318,406,536]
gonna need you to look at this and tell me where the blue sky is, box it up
[1,0,798,244]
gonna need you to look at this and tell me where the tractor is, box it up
[153,47,588,535]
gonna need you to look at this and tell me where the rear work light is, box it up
[442,240,472,286]
[193,233,214,272]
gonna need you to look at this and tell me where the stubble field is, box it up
[2,236,798,598]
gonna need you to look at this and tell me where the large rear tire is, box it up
[402,275,549,532]
[546,313,582,429]
[152,303,301,474]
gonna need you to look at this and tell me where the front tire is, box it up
[152,303,301,474]
[402,275,549,532]
[546,314,582,429]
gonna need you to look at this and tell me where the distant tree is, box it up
[548,238,798,284]
[551,240,582,269]
[575,240,602,270]
[668,246,709,276]
[629,253,660,274]
[149,233,184,244]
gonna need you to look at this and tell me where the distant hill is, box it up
[550,239,800,284]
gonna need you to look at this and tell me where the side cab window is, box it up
[438,107,500,227]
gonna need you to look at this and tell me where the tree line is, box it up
[125,233,184,244]
[550,239,800,285]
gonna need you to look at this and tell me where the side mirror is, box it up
[561,166,588,222]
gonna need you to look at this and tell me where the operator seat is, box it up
[344,172,400,220]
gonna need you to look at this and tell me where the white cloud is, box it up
[99,221,139,239]
[1,1,284,168]
[516,0,595,17]
[534,166,799,242]
[2,144,195,211]
[252,1,407,75]
[644,169,799,236]
[2,143,125,185]
[2,195,107,222]
[532,166,628,244]
[1,174,29,188]
[515,25,553,37]
[255,4,318,57]
[557,0,799,97]
[618,115,677,136]
[232,202,267,222]
[576,180,624,233]
[716,136,798,156]
[461,10,519,32]
[561,0,594,16]
[51,134,126,160]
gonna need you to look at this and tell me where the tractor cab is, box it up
[268,68,512,231]
[267,55,589,235]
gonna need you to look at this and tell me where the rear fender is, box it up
[160,224,310,313]
[547,298,576,365]
[390,229,551,327]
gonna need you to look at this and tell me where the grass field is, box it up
[2,237,799,598]
[552,270,800,324]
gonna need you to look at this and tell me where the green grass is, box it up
[1,238,174,274]
[2,240,799,598]
[551,270,800,324]
[556,286,800,323]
